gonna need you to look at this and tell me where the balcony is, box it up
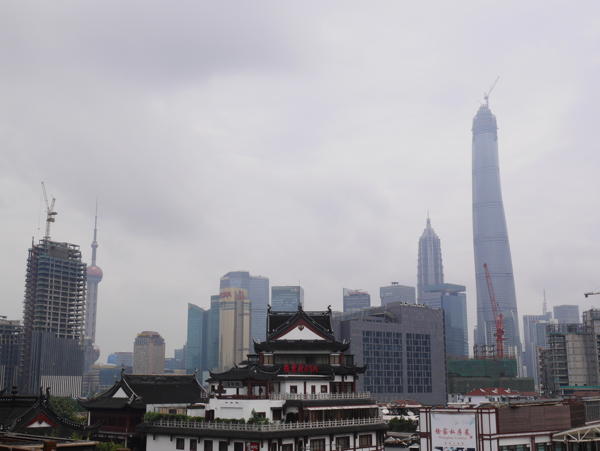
[149,417,385,432]
[270,392,372,400]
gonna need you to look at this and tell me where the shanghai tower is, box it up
[472,99,521,355]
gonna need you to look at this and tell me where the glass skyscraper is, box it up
[417,216,443,303]
[472,101,521,354]
[271,285,304,312]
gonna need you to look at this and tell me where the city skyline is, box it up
[1,2,599,359]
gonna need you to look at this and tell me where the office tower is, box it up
[206,295,220,372]
[380,283,415,305]
[332,303,446,405]
[219,272,252,369]
[133,331,165,374]
[472,99,521,354]
[417,216,444,302]
[0,318,22,391]
[522,312,552,386]
[421,283,468,358]
[107,352,133,367]
[553,305,580,324]
[185,303,207,374]
[540,309,600,396]
[249,275,269,342]
[21,239,86,396]
[271,286,304,311]
[342,289,371,313]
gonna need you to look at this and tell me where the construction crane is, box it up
[484,76,500,106]
[41,181,57,240]
[483,263,505,359]
[584,292,600,298]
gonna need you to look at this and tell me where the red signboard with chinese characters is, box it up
[246,443,259,451]
[282,364,319,373]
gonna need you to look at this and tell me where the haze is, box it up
[1,1,599,358]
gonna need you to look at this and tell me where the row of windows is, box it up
[406,333,432,393]
[174,435,373,451]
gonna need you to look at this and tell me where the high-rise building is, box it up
[133,331,165,374]
[472,100,521,355]
[342,289,370,313]
[84,210,102,373]
[332,303,446,405]
[85,211,103,346]
[249,275,269,342]
[553,305,580,324]
[20,239,87,396]
[271,286,304,312]
[421,284,468,358]
[380,283,415,305]
[417,216,444,302]
[540,310,600,396]
[0,318,22,391]
[522,312,552,385]
[219,272,252,369]
[185,303,207,374]
[206,295,220,373]
[107,352,133,368]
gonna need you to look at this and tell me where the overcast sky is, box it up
[2,1,600,360]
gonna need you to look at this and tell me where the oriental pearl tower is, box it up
[85,207,103,367]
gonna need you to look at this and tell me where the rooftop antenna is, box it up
[41,182,57,241]
[91,199,99,266]
[542,289,548,315]
[483,76,500,107]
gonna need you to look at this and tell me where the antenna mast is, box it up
[41,182,57,241]
[484,76,500,106]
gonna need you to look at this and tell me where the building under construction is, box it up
[20,239,87,396]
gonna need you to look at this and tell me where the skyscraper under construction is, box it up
[20,191,86,396]
[472,98,521,355]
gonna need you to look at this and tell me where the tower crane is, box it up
[584,292,600,298]
[483,263,505,358]
[41,181,57,240]
[484,76,500,106]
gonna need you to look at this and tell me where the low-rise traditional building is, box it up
[139,307,387,451]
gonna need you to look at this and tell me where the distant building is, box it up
[332,302,446,405]
[553,305,580,324]
[206,295,220,372]
[417,216,444,302]
[472,102,521,354]
[20,239,86,396]
[107,351,133,367]
[185,303,207,374]
[133,331,165,374]
[446,358,534,395]
[84,210,103,372]
[540,309,600,396]
[342,288,370,313]
[380,283,415,305]
[249,275,269,342]
[0,318,22,391]
[421,283,468,358]
[219,272,252,369]
[522,312,552,385]
[271,286,304,312]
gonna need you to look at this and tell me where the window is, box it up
[270,443,278,451]
[176,439,185,450]
[320,385,328,393]
[358,435,372,448]
[310,439,326,451]
[219,442,228,451]
[204,441,213,451]
[282,445,293,451]
[169,408,177,414]
[190,440,197,451]
[336,437,350,450]
[290,385,298,394]
[311,385,316,394]
[234,443,243,451]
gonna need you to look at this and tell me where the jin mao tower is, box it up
[417,216,444,302]
[472,96,521,354]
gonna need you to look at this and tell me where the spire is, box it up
[542,289,548,315]
[426,210,431,228]
[91,200,98,266]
